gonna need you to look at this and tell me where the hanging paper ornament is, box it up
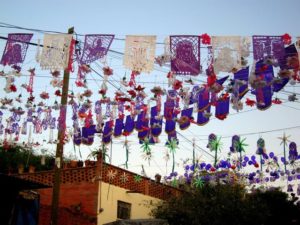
[196,88,211,125]
[150,106,162,137]
[280,44,299,71]
[288,142,298,162]
[215,95,230,120]
[164,90,177,134]
[253,60,274,110]
[256,138,266,155]
[39,34,73,70]
[26,68,35,93]
[233,67,249,99]
[282,33,292,45]
[4,75,15,93]
[252,35,285,65]
[140,137,153,164]
[178,107,193,130]
[75,64,90,87]
[230,135,240,153]
[123,35,156,73]
[212,36,242,73]
[102,121,113,144]
[208,134,222,167]
[0,33,33,69]
[170,35,201,75]
[201,33,211,45]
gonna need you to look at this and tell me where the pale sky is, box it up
[0,0,300,178]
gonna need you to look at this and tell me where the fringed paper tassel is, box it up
[35,39,41,63]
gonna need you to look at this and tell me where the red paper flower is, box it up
[99,89,107,96]
[134,85,145,92]
[40,91,49,99]
[173,80,182,90]
[9,84,17,92]
[282,33,292,45]
[103,66,113,76]
[272,98,282,104]
[201,33,211,45]
[231,165,236,170]
[51,70,61,77]
[245,98,256,107]
[55,90,62,96]
[127,90,137,98]
[207,74,216,87]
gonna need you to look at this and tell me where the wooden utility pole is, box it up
[50,27,74,225]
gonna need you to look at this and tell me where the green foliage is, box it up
[151,184,300,225]
[0,145,54,173]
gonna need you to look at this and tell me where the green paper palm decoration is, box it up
[193,177,204,189]
[134,174,142,183]
[141,138,152,153]
[140,138,153,165]
[167,138,179,173]
[210,136,223,167]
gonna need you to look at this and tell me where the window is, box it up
[117,201,131,219]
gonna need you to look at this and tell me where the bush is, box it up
[151,184,300,225]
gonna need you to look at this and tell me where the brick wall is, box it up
[16,163,181,200]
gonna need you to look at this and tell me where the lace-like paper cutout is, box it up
[252,35,285,62]
[39,34,72,70]
[123,35,156,73]
[212,36,241,73]
[79,34,114,64]
[170,35,201,76]
[0,33,33,66]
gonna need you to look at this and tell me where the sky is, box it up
[0,0,300,179]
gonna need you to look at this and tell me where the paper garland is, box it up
[170,35,201,75]
[123,35,156,73]
[39,34,73,70]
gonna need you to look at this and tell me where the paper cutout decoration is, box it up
[79,34,114,64]
[0,33,33,67]
[170,35,201,75]
[123,35,156,73]
[252,35,285,64]
[212,36,242,73]
[39,34,73,70]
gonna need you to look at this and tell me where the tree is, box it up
[151,184,300,225]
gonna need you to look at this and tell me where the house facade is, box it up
[15,161,180,225]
